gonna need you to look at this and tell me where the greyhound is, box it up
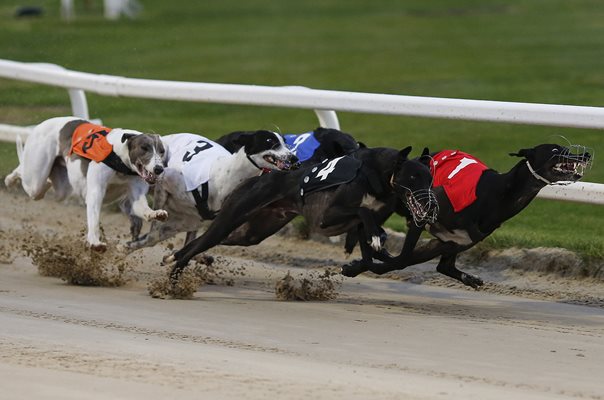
[4,116,167,251]
[216,127,360,165]
[341,143,593,288]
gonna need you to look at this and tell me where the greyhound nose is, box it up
[153,165,164,175]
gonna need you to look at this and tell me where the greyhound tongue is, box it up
[276,159,289,170]
[142,170,156,184]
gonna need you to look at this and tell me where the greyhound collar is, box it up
[247,154,271,174]
[246,154,262,170]
[103,152,138,176]
[525,160,552,185]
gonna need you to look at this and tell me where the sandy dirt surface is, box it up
[1,187,603,400]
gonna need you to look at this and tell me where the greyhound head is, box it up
[391,147,439,226]
[235,130,299,171]
[510,143,593,185]
[312,127,360,160]
[122,132,167,184]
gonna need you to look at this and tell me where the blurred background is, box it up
[0,0,602,257]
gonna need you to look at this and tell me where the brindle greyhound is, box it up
[126,130,298,250]
[164,146,438,282]
[341,143,592,288]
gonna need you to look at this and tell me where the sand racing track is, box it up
[0,186,603,400]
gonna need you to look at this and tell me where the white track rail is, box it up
[0,59,601,204]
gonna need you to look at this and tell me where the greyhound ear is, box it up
[233,132,254,147]
[394,146,412,172]
[398,146,412,160]
[313,127,327,138]
[154,135,168,164]
[509,148,535,159]
[419,147,431,166]
[358,142,367,149]
[121,133,137,143]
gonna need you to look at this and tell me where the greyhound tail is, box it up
[15,132,25,164]
[4,132,26,189]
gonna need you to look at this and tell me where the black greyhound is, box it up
[342,143,593,288]
[216,127,360,165]
[165,146,438,281]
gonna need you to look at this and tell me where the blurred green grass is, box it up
[0,0,602,257]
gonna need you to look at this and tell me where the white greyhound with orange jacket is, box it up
[5,116,168,251]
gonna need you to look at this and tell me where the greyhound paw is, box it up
[119,241,141,254]
[368,235,382,252]
[162,254,176,265]
[4,174,21,189]
[147,209,169,221]
[192,253,214,266]
[89,242,107,253]
[341,260,366,278]
[461,273,484,289]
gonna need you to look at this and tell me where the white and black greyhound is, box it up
[126,130,298,250]
[4,116,167,251]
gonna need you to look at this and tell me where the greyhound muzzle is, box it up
[404,188,439,227]
[554,145,593,181]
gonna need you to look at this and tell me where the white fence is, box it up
[0,58,602,204]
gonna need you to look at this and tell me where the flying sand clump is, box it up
[275,270,341,301]
[147,261,207,299]
[22,231,129,286]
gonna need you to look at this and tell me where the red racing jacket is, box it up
[430,150,488,212]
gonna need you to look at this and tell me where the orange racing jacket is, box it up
[69,122,136,175]
[69,122,113,162]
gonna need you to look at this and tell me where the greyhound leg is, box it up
[184,231,198,245]
[341,239,456,277]
[19,142,58,200]
[343,201,396,254]
[436,254,484,288]
[340,215,423,277]
[320,205,385,251]
[119,198,143,241]
[169,214,249,281]
[129,179,168,222]
[48,161,72,201]
[127,220,180,250]
[4,166,22,189]
[85,164,114,251]
[221,208,297,246]
[168,177,291,281]
[355,225,381,263]
[344,230,359,254]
